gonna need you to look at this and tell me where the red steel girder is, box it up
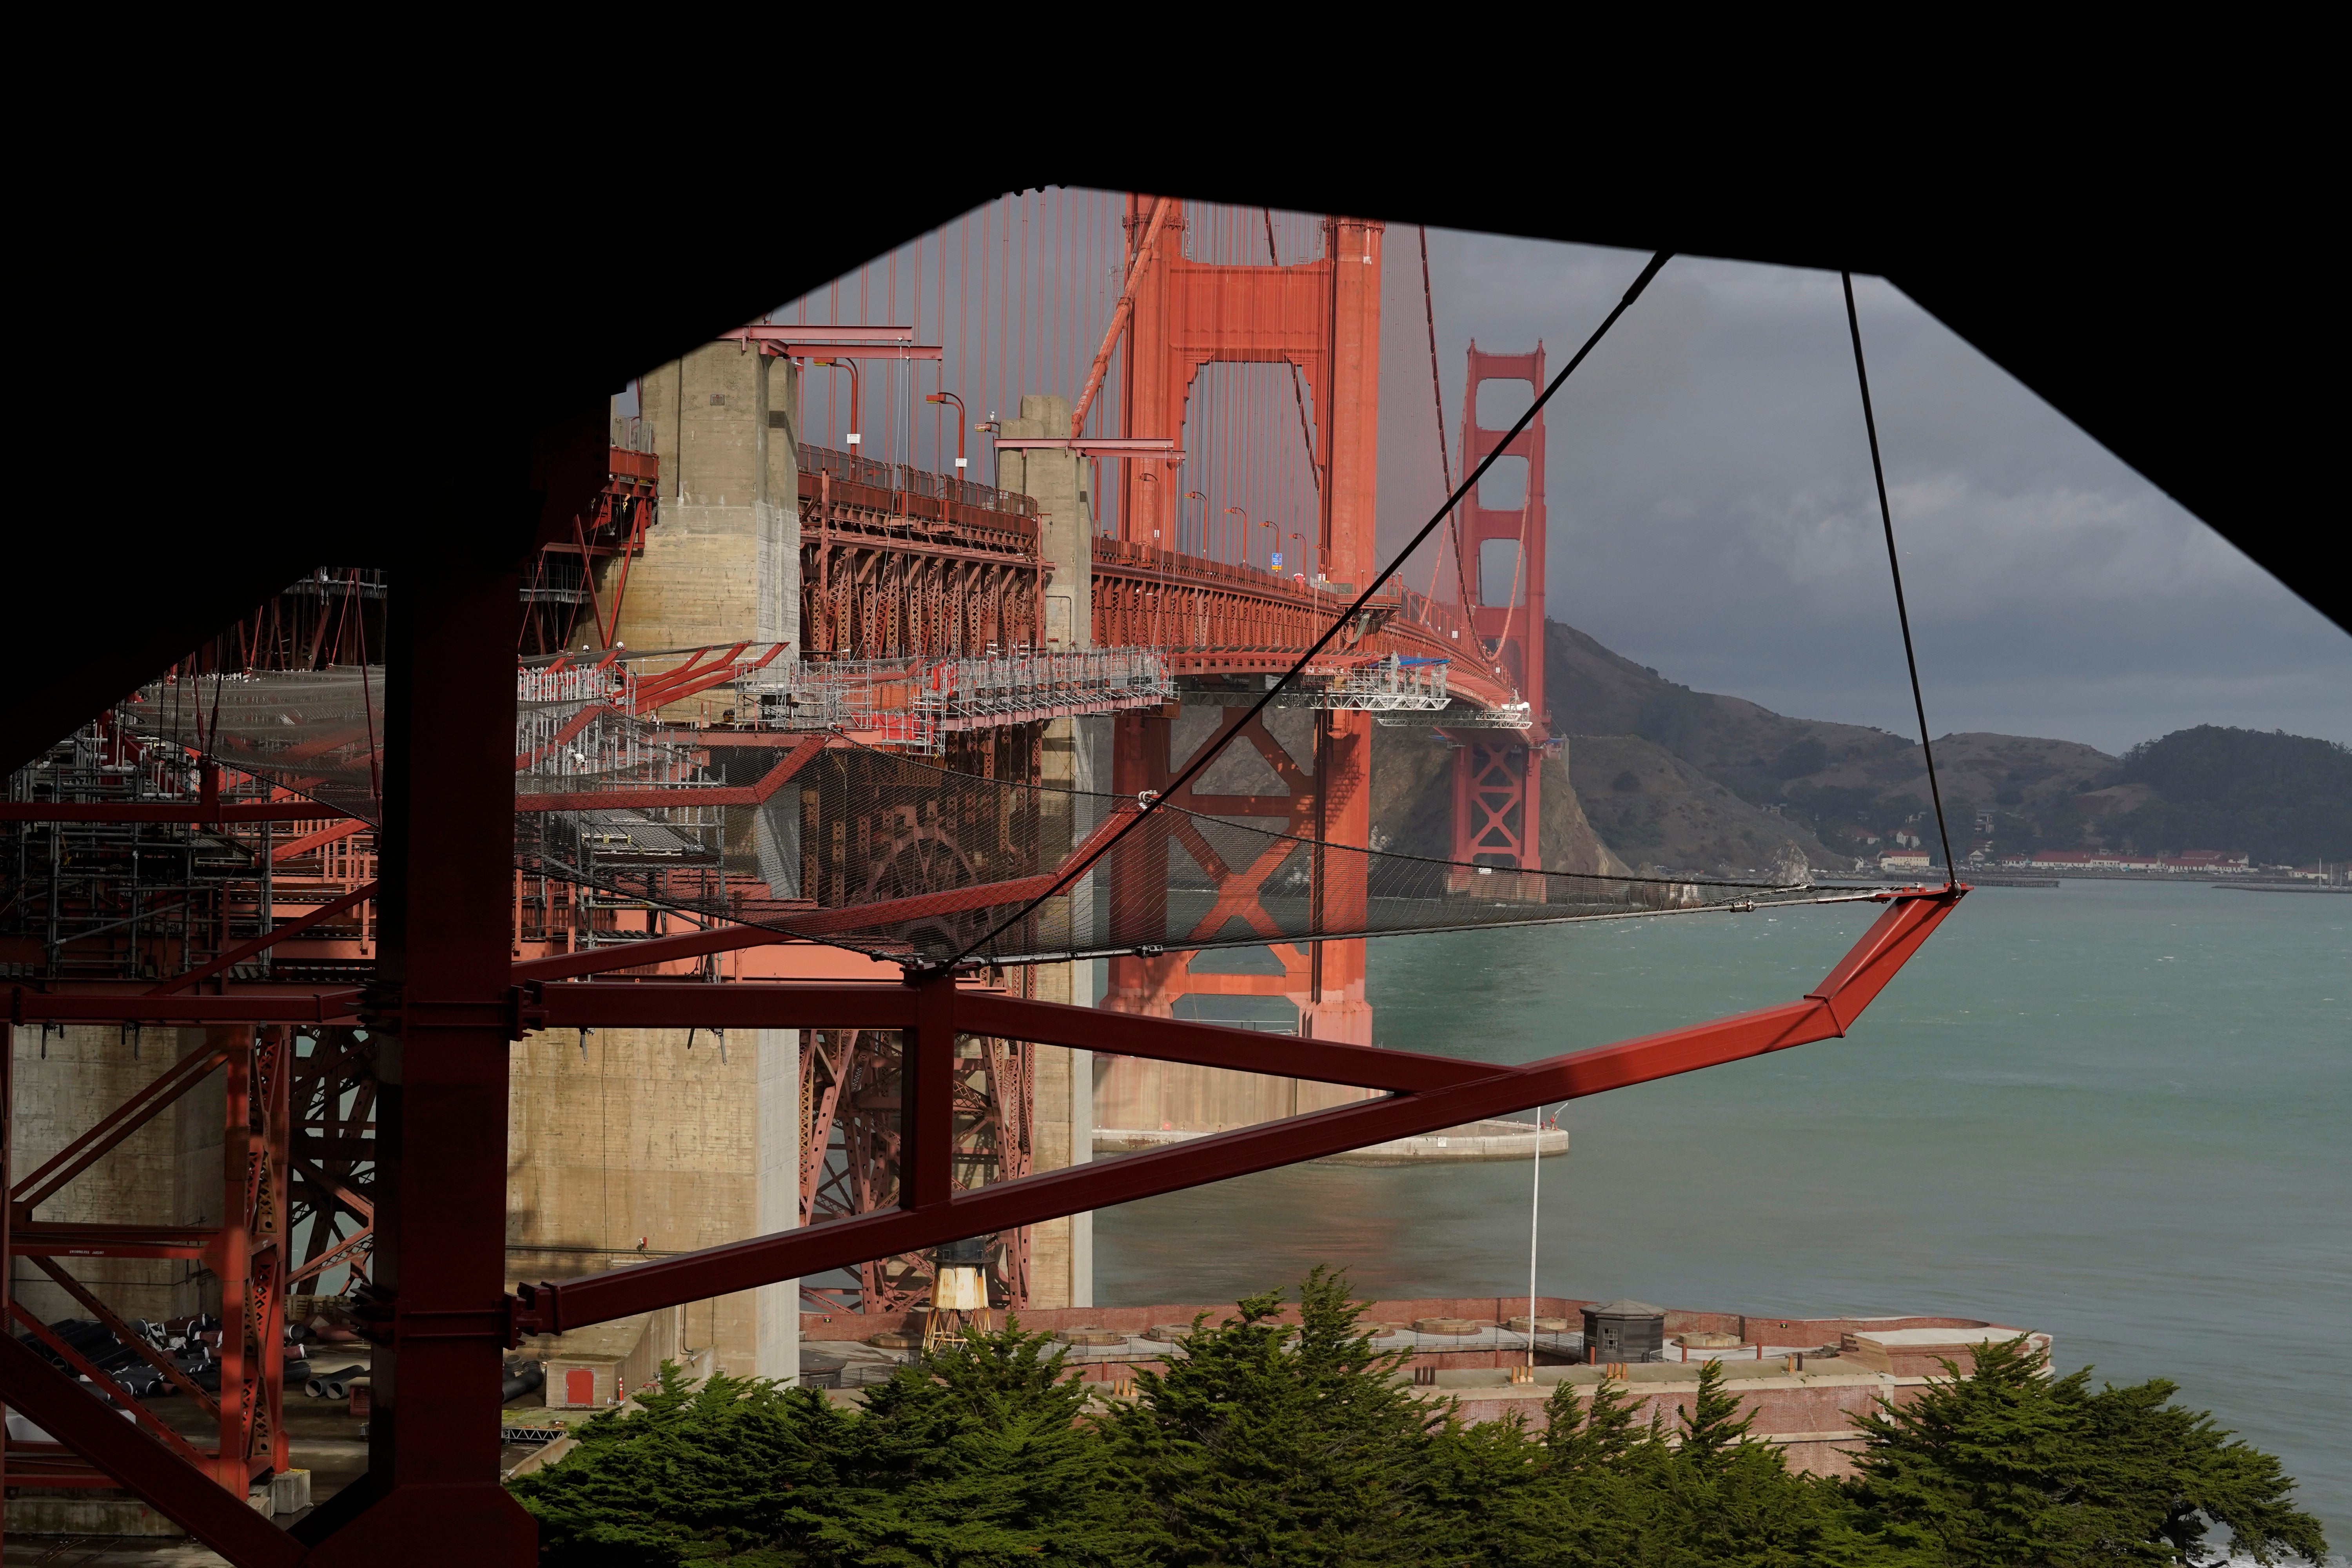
[510,887,1959,1337]
[0,1328,300,1567]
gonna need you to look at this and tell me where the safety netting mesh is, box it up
[123,664,1876,969]
[127,668,387,822]
[748,740,1871,966]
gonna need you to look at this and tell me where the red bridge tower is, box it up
[1106,197,1384,1058]
[1449,345,1549,886]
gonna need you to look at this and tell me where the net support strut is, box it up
[510,882,1961,1338]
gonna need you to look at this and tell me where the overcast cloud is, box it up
[1379,233,2352,757]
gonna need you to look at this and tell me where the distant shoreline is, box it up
[1826,870,2349,893]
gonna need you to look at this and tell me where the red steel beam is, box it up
[512,888,1958,1335]
[512,922,793,982]
[511,799,1140,973]
[270,818,367,860]
[956,992,1494,1093]
[515,732,821,812]
[0,802,349,823]
[0,1334,299,1566]
[7,1300,210,1468]
[8,991,363,1026]
[537,981,915,1033]
[334,551,539,1556]
[147,881,377,996]
[11,1035,230,1211]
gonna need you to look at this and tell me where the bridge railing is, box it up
[1090,536,1352,599]
[801,443,1039,517]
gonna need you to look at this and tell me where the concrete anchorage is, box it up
[508,376,1105,1373]
[613,338,801,655]
[8,1027,223,1327]
[506,341,808,1387]
[997,392,1095,1311]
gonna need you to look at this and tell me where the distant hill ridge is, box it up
[1365,622,2349,877]
[1538,621,2351,871]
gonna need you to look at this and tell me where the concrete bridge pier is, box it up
[998,393,1094,1310]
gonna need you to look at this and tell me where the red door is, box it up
[565,1368,595,1407]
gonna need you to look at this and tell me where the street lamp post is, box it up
[1259,521,1276,572]
[1289,531,1310,585]
[1225,506,1246,566]
[1185,491,1205,557]
[924,391,967,472]
[816,358,863,457]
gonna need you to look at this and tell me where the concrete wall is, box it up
[609,343,800,660]
[9,1025,225,1326]
[511,345,808,1376]
[996,395,1094,1309]
[995,394,1088,650]
[505,1025,797,1382]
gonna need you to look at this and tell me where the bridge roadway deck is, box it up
[1088,537,1517,715]
[791,447,1522,723]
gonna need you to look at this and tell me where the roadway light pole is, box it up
[1185,491,1205,557]
[816,358,863,457]
[925,391,967,473]
[1259,521,1276,572]
[1225,506,1246,566]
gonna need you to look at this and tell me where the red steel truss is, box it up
[799,1012,1035,1314]
[521,440,661,657]
[799,443,1044,660]
[0,258,1960,1557]
[1448,345,1551,882]
[1102,199,1392,1048]
[1104,706,1375,1049]
[2,898,1962,1568]
[3,1024,290,1501]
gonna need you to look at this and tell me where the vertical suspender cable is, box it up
[1842,272,1955,886]
[1420,225,1472,609]
[948,250,1672,967]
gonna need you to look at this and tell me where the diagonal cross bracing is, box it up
[507,886,1959,1337]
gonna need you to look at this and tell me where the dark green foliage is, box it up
[1843,1335,2328,1566]
[514,1323,1141,1567]
[805,1320,1142,1566]
[510,1292,2326,1568]
[2062,1370,2328,1566]
[2115,725,2352,863]
[1673,1356,1754,1473]
[1102,1265,1441,1564]
[511,1364,855,1566]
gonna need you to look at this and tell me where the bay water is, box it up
[1094,879,2352,1541]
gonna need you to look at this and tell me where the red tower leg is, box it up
[1447,344,1551,893]
[305,551,536,1564]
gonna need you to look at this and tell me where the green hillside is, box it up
[2111,726,2352,865]
[1535,621,2345,871]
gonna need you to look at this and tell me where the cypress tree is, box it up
[1484,1379,1670,1568]
[512,1362,857,1566]
[1673,1358,1755,1475]
[1105,1266,1442,1565]
[1841,1334,2329,1566]
[810,1317,1143,1567]
[2056,1366,2328,1565]
[1842,1336,2095,1566]
[1540,1376,1650,1475]
[1650,1359,1853,1568]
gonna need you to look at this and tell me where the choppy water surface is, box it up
[1095,880,2352,1541]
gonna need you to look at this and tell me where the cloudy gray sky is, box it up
[1379,232,2352,758]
